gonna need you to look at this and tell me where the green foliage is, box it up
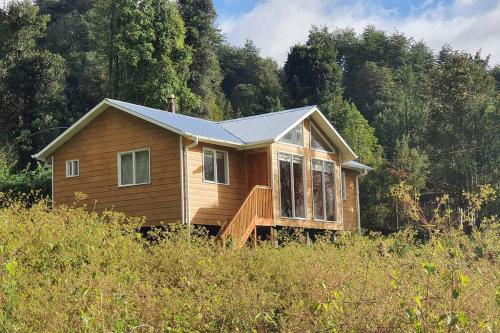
[87,0,199,114]
[0,159,51,201]
[333,101,383,167]
[428,48,499,202]
[219,40,283,118]
[0,200,497,331]
[284,26,344,108]
[283,27,383,167]
[178,0,226,120]
[393,135,429,191]
[0,0,67,168]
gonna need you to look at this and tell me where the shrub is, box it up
[0,159,51,203]
[0,198,498,332]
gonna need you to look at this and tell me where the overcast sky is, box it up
[214,0,500,66]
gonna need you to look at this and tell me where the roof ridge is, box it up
[218,105,317,124]
[107,99,219,124]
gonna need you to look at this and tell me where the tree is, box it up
[87,0,199,114]
[392,135,429,191]
[0,0,67,168]
[178,0,225,120]
[332,102,383,168]
[37,0,101,123]
[283,26,343,109]
[283,27,382,167]
[428,48,499,202]
[218,40,283,118]
[374,65,431,157]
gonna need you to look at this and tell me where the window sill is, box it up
[202,180,230,186]
[280,216,307,221]
[312,219,339,223]
[118,181,151,188]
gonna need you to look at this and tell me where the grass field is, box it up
[0,197,498,332]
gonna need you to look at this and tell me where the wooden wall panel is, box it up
[186,142,246,226]
[271,118,344,231]
[52,107,181,226]
[342,169,359,231]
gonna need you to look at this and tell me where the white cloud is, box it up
[219,0,500,66]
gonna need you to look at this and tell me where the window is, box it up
[310,124,335,153]
[66,160,79,178]
[279,123,303,146]
[312,159,336,221]
[278,152,305,218]
[118,149,150,186]
[341,170,347,201]
[203,148,229,184]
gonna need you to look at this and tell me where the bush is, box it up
[0,199,498,332]
[0,160,51,202]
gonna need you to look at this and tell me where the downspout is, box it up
[356,174,361,233]
[51,155,54,207]
[183,136,199,226]
[339,157,344,231]
[179,135,184,224]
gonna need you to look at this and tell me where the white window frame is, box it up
[311,157,337,222]
[277,151,307,220]
[117,148,151,187]
[341,170,347,201]
[65,159,79,178]
[278,122,304,148]
[310,123,336,154]
[202,148,230,185]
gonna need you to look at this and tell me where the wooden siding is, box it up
[342,169,359,231]
[186,141,247,226]
[271,118,344,231]
[52,107,181,226]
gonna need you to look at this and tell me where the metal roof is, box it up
[218,106,316,143]
[342,160,373,171]
[110,100,316,145]
[108,100,244,144]
[33,99,358,162]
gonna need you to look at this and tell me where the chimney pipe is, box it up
[166,94,176,113]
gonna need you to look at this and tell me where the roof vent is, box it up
[166,94,176,113]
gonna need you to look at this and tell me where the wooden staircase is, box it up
[217,185,273,248]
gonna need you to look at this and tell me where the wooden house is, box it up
[34,98,372,246]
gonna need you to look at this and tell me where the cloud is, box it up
[219,0,500,66]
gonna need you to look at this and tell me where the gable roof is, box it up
[218,106,314,143]
[33,98,357,162]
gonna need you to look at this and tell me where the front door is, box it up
[246,152,269,192]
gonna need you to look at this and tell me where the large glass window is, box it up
[310,124,335,153]
[279,153,305,218]
[118,149,150,186]
[203,148,229,184]
[312,159,336,221]
[279,123,303,146]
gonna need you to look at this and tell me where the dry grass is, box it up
[0,198,498,332]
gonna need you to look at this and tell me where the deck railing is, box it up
[218,185,273,248]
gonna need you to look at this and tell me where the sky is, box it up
[214,0,500,66]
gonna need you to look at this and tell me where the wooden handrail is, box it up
[218,185,273,248]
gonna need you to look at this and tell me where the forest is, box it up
[0,0,499,230]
